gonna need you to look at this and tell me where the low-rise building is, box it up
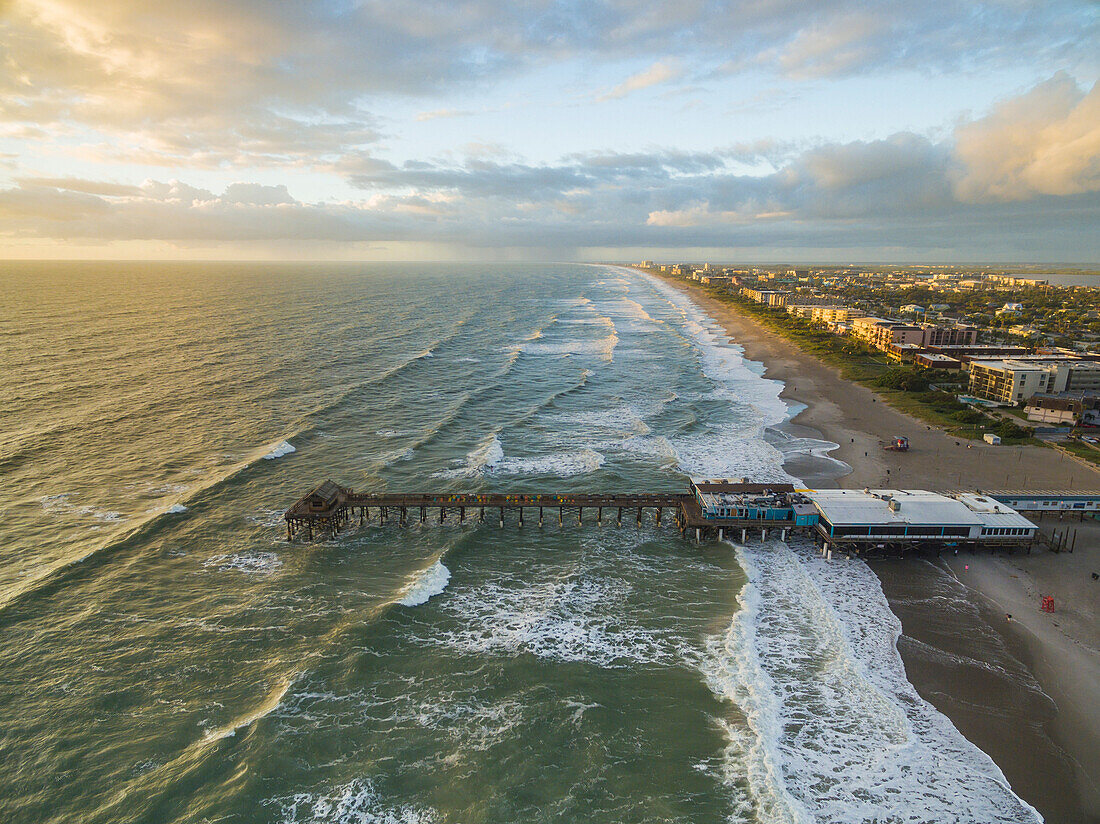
[927,344,1029,360]
[1024,392,1100,425]
[988,491,1100,513]
[887,342,924,362]
[915,352,962,370]
[690,479,819,525]
[808,489,1036,546]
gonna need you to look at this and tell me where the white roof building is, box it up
[808,488,1035,542]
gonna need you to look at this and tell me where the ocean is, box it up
[0,262,1042,823]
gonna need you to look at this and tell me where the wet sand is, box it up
[647,270,1100,823]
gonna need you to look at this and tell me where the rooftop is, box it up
[808,489,982,527]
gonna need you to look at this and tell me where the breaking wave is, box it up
[263,440,296,460]
[398,560,451,607]
[613,265,1039,822]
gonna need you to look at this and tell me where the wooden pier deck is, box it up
[282,481,800,541]
[284,482,694,539]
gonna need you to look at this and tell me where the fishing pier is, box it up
[285,479,823,545]
[284,479,1099,556]
[285,481,691,540]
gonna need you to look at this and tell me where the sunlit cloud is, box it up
[953,73,1100,202]
[416,109,475,122]
[0,1,1097,259]
[596,60,684,101]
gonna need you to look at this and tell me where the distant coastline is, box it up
[637,265,1100,823]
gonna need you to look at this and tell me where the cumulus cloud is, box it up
[953,73,1100,202]
[222,183,296,206]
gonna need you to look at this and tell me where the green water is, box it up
[0,262,1042,823]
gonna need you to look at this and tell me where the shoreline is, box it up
[642,269,1100,823]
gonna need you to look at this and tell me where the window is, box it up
[833,526,870,537]
[908,526,941,536]
[868,527,907,537]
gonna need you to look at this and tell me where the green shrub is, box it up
[951,408,986,424]
[993,419,1029,439]
[874,367,930,392]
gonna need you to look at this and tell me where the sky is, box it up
[0,0,1098,262]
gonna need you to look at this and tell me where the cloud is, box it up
[760,12,887,79]
[953,73,1100,202]
[0,75,1097,260]
[2,0,1093,168]
[597,60,684,101]
[15,177,142,197]
[416,109,475,121]
[222,182,296,206]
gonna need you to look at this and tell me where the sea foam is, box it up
[433,433,504,478]
[614,265,1040,822]
[398,560,451,607]
[493,448,605,477]
[263,440,296,460]
[270,777,438,824]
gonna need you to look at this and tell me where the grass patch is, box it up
[1058,440,1100,466]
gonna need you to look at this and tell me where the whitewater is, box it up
[0,260,1040,823]
[637,268,1039,822]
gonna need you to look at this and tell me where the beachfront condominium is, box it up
[850,317,979,352]
[968,357,1100,404]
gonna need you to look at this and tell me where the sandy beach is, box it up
[649,271,1100,823]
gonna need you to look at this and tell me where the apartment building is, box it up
[968,358,1100,404]
[810,306,865,324]
[742,288,780,304]
[850,317,925,351]
[920,325,978,347]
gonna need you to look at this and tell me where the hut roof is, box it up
[309,480,344,503]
